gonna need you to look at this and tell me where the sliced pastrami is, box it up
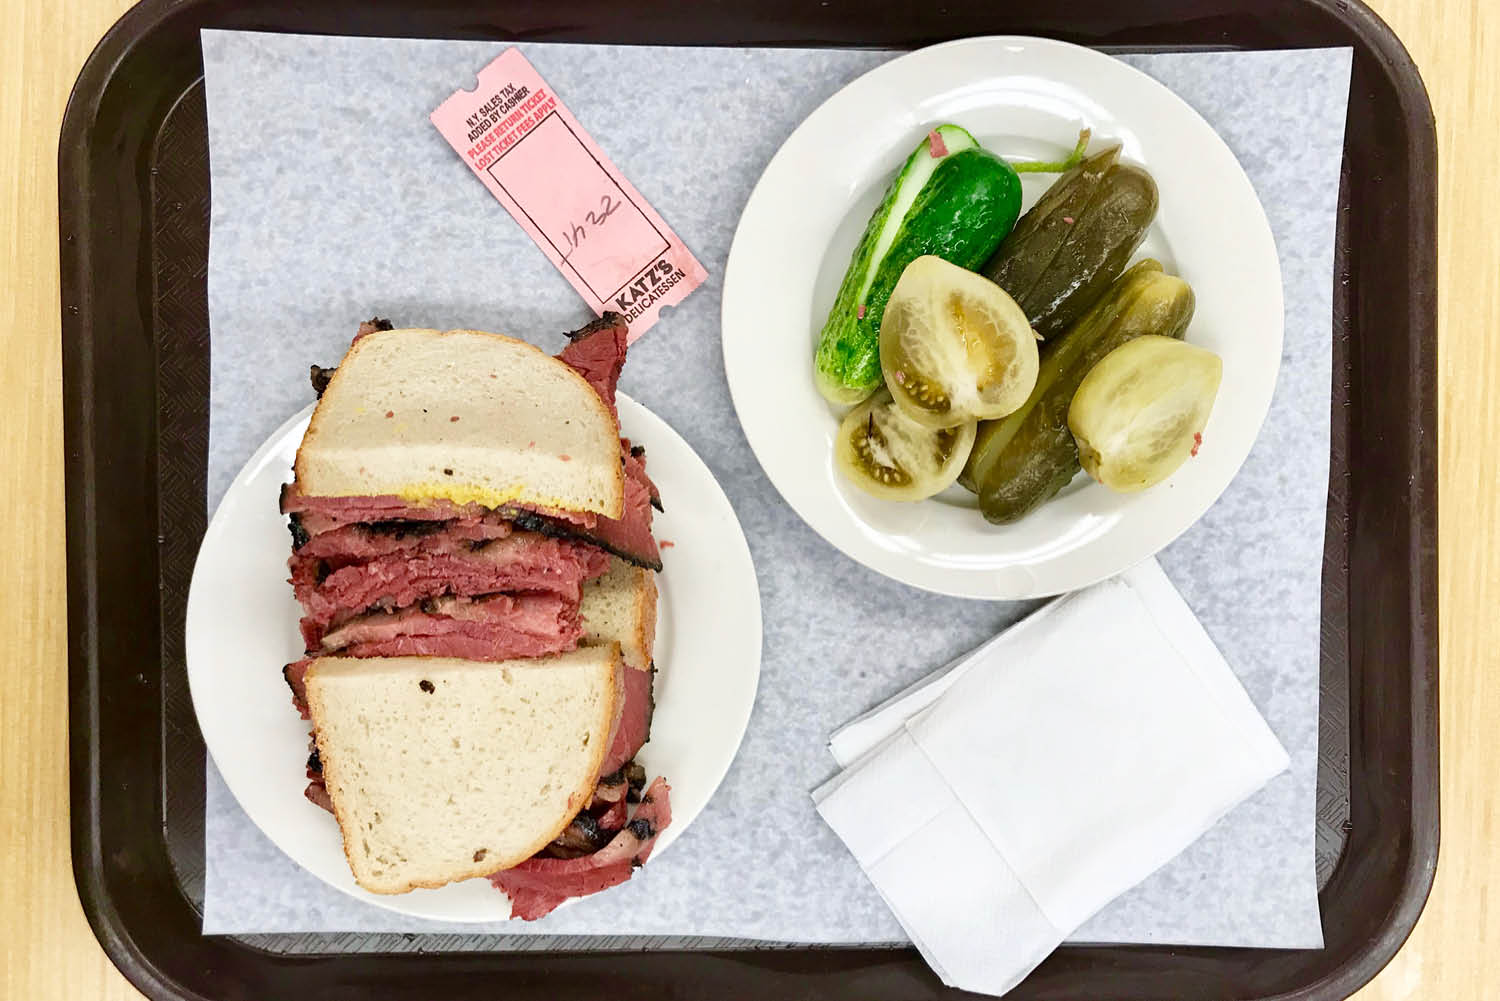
[304,730,333,812]
[283,492,483,533]
[592,782,626,806]
[284,659,313,719]
[621,439,662,512]
[591,760,647,807]
[291,534,610,648]
[501,462,659,572]
[543,780,634,860]
[318,592,582,660]
[490,777,671,920]
[557,312,628,414]
[605,448,661,567]
[543,812,612,859]
[595,796,628,831]
[550,316,660,568]
[283,488,646,567]
[352,316,394,342]
[308,318,393,396]
[294,513,514,561]
[598,665,655,777]
[283,492,597,536]
[305,779,334,813]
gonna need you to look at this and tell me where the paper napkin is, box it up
[814,560,1289,996]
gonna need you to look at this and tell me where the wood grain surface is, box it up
[2,1,1494,999]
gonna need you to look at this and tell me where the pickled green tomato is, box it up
[1068,335,1222,492]
[835,388,977,502]
[878,256,1039,430]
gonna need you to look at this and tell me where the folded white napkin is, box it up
[813,559,1289,997]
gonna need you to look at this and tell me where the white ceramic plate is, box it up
[722,36,1282,599]
[186,393,761,922]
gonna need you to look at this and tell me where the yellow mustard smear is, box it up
[394,480,606,515]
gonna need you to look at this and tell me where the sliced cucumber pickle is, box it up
[1068,334,1222,493]
[879,256,1039,430]
[835,388,977,501]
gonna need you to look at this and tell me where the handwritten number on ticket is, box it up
[432,49,706,341]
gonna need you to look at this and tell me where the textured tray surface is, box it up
[61,1,1436,998]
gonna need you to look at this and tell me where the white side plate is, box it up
[187,393,762,922]
[722,36,1282,599]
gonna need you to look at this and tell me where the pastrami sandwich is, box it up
[280,314,668,916]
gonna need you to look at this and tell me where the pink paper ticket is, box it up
[431,49,706,341]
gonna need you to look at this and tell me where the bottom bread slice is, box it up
[305,647,622,894]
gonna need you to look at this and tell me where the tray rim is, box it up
[59,1,1438,999]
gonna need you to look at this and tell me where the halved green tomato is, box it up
[879,255,1039,429]
[835,388,977,501]
[1068,334,1223,493]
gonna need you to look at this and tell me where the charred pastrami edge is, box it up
[291,518,454,553]
[282,661,305,713]
[596,760,648,794]
[501,507,663,572]
[544,812,610,859]
[288,513,311,550]
[309,364,336,397]
[308,316,393,396]
[632,444,665,512]
[565,310,628,342]
[646,663,657,734]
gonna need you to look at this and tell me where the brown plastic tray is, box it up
[60,0,1437,998]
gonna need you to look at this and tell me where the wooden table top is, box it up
[3,1,1495,998]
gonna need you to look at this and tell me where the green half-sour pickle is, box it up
[981,146,1159,345]
[960,260,1195,523]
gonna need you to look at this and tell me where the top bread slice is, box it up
[293,328,625,518]
[305,646,624,894]
[580,558,658,671]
